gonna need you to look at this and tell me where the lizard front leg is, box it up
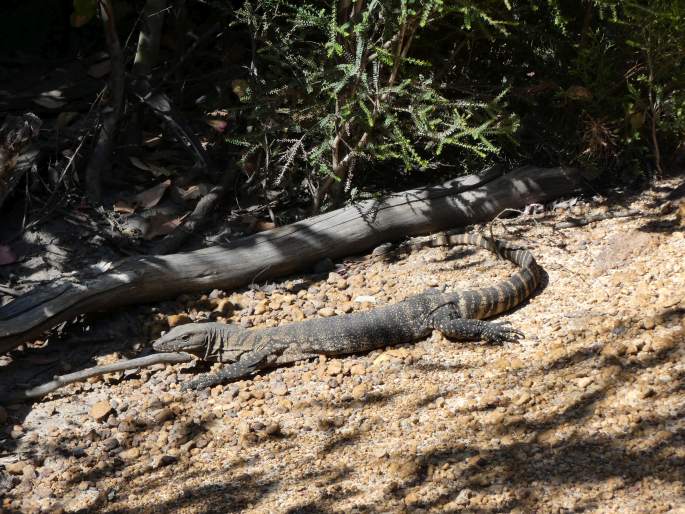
[429,304,524,343]
[182,347,275,390]
[435,317,524,343]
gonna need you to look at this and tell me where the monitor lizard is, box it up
[153,232,541,390]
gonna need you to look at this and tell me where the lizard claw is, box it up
[482,322,525,344]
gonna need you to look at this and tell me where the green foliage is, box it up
[228,0,685,206]
[231,1,517,207]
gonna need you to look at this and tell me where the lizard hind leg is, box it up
[435,317,524,344]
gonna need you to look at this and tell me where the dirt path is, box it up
[1,182,684,513]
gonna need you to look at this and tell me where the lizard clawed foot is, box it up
[481,322,525,344]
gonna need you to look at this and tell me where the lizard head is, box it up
[153,324,209,354]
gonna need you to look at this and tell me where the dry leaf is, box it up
[132,179,171,210]
[113,200,136,214]
[176,183,210,200]
[143,213,189,239]
[33,96,66,109]
[206,119,228,132]
[129,156,152,171]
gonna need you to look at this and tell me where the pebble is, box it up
[352,383,368,400]
[265,423,281,436]
[4,461,26,475]
[350,363,367,375]
[89,401,113,421]
[119,447,140,460]
[167,313,191,328]
[318,307,336,317]
[270,382,288,396]
[153,408,174,424]
[327,360,343,376]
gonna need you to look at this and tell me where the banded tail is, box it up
[418,232,541,320]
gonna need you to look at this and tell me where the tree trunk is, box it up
[0,166,581,354]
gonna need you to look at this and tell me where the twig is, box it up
[85,0,125,205]
[554,209,640,229]
[1,352,194,403]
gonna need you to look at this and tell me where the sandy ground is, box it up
[1,180,684,513]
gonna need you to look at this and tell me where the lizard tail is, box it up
[421,232,541,320]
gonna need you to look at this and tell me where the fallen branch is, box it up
[1,352,193,403]
[0,165,582,353]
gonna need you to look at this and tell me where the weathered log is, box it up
[0,165,581,353]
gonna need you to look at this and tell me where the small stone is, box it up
[209,289,224,299]
[340,303,354,313]
[34,483,53,498]
[271,382,288,396]
[424,383,440,396]
[485,411,506,425]
[576,377,593,389]
[167,314,191,328]
[327,360,343,375]
[651,335,675,352]
[327,272,344,283]
[151,455,177,469]
[213,298,234,315]
[254,300,269,315]
[102,437,119,450]
[319,307,336,317]
[514,393,531,406]
[117,421,136,433]
[153,408,174,424]
[352,383,368,400]
[119,447,140,460]
[641,317,656,330]
[372,243,393,256]
[89,401,112,422]
[350,363,366,376]
[265,423,281,436]
[4,461,26,475]
[404,491,420,505]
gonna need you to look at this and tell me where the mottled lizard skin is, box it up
[153,233,541,389]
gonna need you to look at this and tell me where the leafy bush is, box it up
[227,0,684,208]
[231,1,518,210]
